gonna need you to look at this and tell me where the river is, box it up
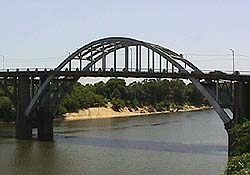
[0,109,227,175]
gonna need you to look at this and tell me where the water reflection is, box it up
[56,136,227,156]
[6,140,67,175]
[0,110,228,175]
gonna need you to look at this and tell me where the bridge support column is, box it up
[125,46,128,72]
[232,81,250,123]
[16,76,32,139]
[225,121,234,156]
[37,76,53,141]
[236,82,250,122]
[226,82,250,156]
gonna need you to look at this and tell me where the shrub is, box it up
[155,102,166,112]
[147,105,155,112]
[231,120,250,156]
[111,98,125,112]
[224,120,250,174]
[0,97,15,122]
[56,105,68,116]
[224,153,250,175]
[130,98,139,110]
[63,97,80,112]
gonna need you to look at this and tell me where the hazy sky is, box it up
[1,0,250,73]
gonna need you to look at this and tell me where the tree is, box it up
[185,83,204,107]
[104,78,128,99]
[111,98,125,111]
[169,79,186,106]
[57,78,207,116]
[94,81,106,97]
[223,120,250,175]
[0,97,15,122]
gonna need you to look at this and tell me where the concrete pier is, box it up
[238,82,250,121]
[16,76,32,139]
[226,82,250,156]
[37,76,53,141]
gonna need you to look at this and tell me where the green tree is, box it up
[58,78,209,116]
[224,153,250,175]
[185,83,204,107]
[94,81,106,97]
[169,79,186,106]
[224,120,250,175]
[104,78,128,99]
[111,98,125,111]
[231,120,250,156]
[0,97,15,122]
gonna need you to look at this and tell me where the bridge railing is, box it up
[0,67,250,76]
[0,68,55,72]
[0,67,183,73]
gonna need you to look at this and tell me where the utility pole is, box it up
[66,51,71,70]
[130,48,132,71]
[0,55,4,70]
[230,49,235,73]
[2,55,4,70]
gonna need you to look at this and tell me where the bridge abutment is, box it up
[16,76,32,139]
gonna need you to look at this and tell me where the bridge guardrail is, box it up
[1,67,250,76]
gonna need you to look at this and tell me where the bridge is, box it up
[1,37,250,155]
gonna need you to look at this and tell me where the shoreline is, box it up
[59,105,211,122]
[0,106,211,124]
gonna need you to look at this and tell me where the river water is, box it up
[0,109,227,175]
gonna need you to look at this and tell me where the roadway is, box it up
[0,69,250,82]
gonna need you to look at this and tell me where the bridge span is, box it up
[0,37,250,156]
[1,69,250,81]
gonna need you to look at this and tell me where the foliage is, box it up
[155,101,170,112]
[62,96,81,112]
[147,105,155,112]
[224,120,250,175]
[185,83,205,107]
[0,78,208,121]
[111,98,125,111]
[231,120,250,156]
[224,153,250,175]
[59,78,207,115]
[130,98,139,110]
[168,79,186,106]
[56,104,69,116]
[0,96,15,122]
[62,82,108,112]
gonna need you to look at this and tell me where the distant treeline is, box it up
[0,78,208,122]
[57,78,208,115]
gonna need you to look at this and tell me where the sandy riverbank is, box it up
[61,105,211,121]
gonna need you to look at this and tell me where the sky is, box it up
[0,0,250,76]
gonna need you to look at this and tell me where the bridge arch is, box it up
[24,37,231,125]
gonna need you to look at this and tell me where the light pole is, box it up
[130,48,132,71]
[230,49,235,73]
[0,55,4,70]
[66,51,71,70]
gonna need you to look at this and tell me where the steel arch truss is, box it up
[24,37,231,125]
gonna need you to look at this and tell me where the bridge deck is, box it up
[0,70,250,82]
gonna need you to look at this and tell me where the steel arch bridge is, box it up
[2,37,249,155]
[26,37,231,122]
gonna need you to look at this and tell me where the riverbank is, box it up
[61,105,211,121]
